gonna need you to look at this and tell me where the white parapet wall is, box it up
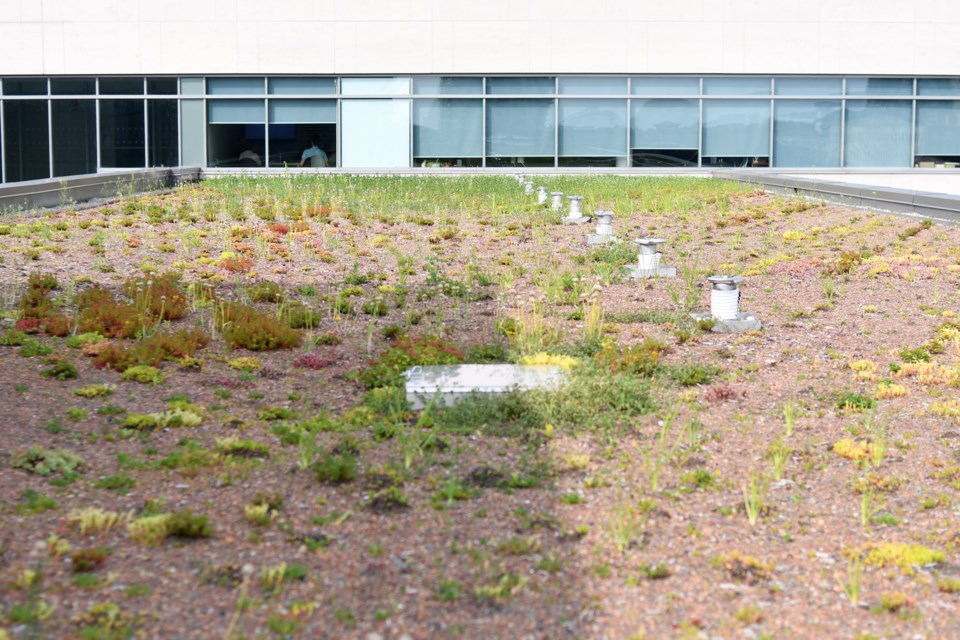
[1,0,959,76]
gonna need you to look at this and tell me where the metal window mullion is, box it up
[910,78,917,166]
[839,78,846,168]
[768,98,774,167]
[626,76,633,167]
[202,97,207,169]
[335,95,341,169]
[554,95,558,168]
[95,94,102,172]
[697,77,703,168]
[143,97,149,168]
[176,93,182,167]
[481,77,487,168]
[47,99,53,177]
[142,78,148,167]
[263,97,269,169]
[0,97,5,183]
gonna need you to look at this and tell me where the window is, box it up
[268,99,337,167]
[340,77,409,96]
[207,77,264,95]
[558,99,627,167]
[148,100,179,167]
[413,77,482,95]
[702,99,771,167]
[100,99,145,167]
[631,99,699,167]
[559,77,627,95]
[486,77,555,95]
[268,77,336,95]
[486,99,555,167]
[147,78,178,95]
[703,77,770,96]
[207,99,265,167]
[632,77,699,96]
[3,100,50,181]
[844,100,912,167]
[915,101,960,165]
[99,77,144,95]
[3,78,48,96]
[413,99,483,167]
[773,100,841,167]
[775,77,842,96]
[845,78,912,96]
[51,78,95,95]
[53,99,97,176]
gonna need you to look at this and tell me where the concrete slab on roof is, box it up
[403,364,566,410]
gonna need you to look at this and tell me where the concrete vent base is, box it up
[587,234,618,245]
[625,265,677,279]
[690,311,762,333]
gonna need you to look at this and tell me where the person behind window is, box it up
[299,138,328,167]
[238,139,262,166]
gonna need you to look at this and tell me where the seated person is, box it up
[238,140,262,166]
[299,138,328,167]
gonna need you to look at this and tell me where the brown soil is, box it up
[1,185,959,640]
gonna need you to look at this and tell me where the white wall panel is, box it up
[0,23,41,73]
[40,21,65,74]
[19,0,42,22]
[646,22,726,73]
[41,0,119,23]
[0,2,21,22]
[355,21,433,73]
[3,0,960,75]
[452,22,531,73]
[258,22,336,73]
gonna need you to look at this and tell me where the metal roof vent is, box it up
[625,238,676,278]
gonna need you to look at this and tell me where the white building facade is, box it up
[2,0,960,179]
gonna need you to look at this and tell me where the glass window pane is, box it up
[208,99,265,124]
[268,123,336,168]
[844,100,912,167]
[147,78,178,95]
[631,77,699,95]
[100,99,145,167]
[916,101,960,156]
[702,99,770,156]
[52,99,97,176]
[180,99,205,166]
[631,99,699,149]
[486,99,555,157]
[207,77,264,95]
[51,78,95,95]
[558,99,626,156]
[845,78,912,96]
[269,99,336,124]
[486,77,555,95]
[148,99,178,167]
[703,77,771,95]
[341,99,410,168]
[773,100,841,167]
[775,77,842,96]
[918,79,960,97]
[340,77,410,96]
[414,99,483,158]
[413,77,482,95]
[559,77,627,95]
[181,77,204,95]
[3,78,48,96]
[99,77,144,95]
[268,77,336,95]
[3,100,50,181]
